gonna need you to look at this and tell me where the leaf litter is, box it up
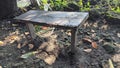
[0,18,120,68]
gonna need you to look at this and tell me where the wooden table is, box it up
[14,10,89,53]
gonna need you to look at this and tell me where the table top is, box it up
[14,10,89,28]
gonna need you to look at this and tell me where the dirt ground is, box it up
[0,17,120,68]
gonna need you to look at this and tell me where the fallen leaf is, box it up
[0,41,4,46]
[28,44,34,50]
[117,33,120,37]
[91,42,98,48]
[42,26,48,30]
[91,29,95,33]
[44,55,56,65]
[98,39,104,43]
[25,32,29,35]
[35,52,48,59]
[112,54,120,62]
[17,43,21,49]
[10,40,15,43]
[46,42,56,52]
[10,35,19,40]
[108,59,114,68]
[20,51,38,59]
[82,38,92,43]
[0,65,2,68]
[83,49,92,53]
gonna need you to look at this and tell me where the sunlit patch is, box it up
[117,33,120,37]
[93,23,98,28]
[83,22,90,28]
[100,24,109,30]
[0,41,4,46]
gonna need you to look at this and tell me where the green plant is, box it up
[49,0,68,11]
[102,0,120,18]
[36,0,68,11]
[77,0,91,11]
[36,0,120,18]
[79,0,120,18]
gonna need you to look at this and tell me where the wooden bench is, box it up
[14,10,89,53]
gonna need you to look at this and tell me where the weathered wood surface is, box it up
[26,23,36,40]
[14,10,89,28]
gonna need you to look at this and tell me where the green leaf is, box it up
[20,51,38,59]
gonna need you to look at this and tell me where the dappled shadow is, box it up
[0,16,120,68]
[80,17,120,68]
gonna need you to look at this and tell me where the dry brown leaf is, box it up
[0,41,4,46]
[9,40,15,43]
[44,55,56,65]
[0,65,2,68]
[28,44,34,50]
[83,38,92,43]
[10,35,19,40]
[117,33,120,38]
[17,43,21,49]
[91,42,98,48]
[42,26,48,30]
[46,42,56,52]
[35,52,48,59]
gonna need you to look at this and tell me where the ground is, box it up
[0,17,120,68]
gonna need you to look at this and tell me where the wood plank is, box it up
[14,10,89,28]
[71,28,77,53]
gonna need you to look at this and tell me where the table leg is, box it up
[26,23,36,41]
[71,28,77,53]
[69,28,78,65]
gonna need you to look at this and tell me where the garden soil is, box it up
[0,17,120,68]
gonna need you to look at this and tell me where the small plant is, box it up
[49,0,68,11]
[35,0,120,19]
